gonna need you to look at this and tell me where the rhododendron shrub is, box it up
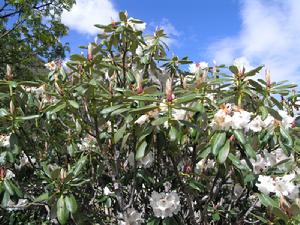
[0,12,300,224]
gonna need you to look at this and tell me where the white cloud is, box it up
[62,0,118,35]
[208,0,300,83]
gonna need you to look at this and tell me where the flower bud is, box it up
[165,78,174,103]
[182,77,187,89]
[88,43,93,61]
[60,168,67,181]
[136,74,143,94]
[6,64,13,80]
[10,100,15,114]
[265,67,271,88]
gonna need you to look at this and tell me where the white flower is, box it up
[150,191,181,219]
[189,62,208,74]
[44,61,57,71]
[5,169,15,180]
[138,151,154,168]
[210,109,233,131]
[231,111,252,129]
[103,186,114,196]
[172,109,186,121]
[136,45,143,56]
[6,199,28,211]
[128,18,146,32]
[15,152,36,170]
[256,175,276,194]
[250,154,269,174]
[0,134,10,148]
[135,115,150,125]
[262,115,275,128]
[121,208,144,225]
[233,57,251,73]
[195,159,215,173]
[278,110,295,129]
[247,115,264,132]
[256,174,299,199]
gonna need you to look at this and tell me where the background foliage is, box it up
[0,10,300,225]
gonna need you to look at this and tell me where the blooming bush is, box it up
[0,11,300,224]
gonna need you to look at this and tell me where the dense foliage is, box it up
[0,11,300,224]
[0,0,75,80]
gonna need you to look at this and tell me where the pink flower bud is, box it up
[165,78,174,103]
[136,74,143,94]
[265,68,271,88]
[88,43,93,61]
[6,64,13,80]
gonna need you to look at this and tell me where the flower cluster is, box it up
[150,191,181,219]
[256,173,299,199]
[211,103,295,131]
[241,148,292,174]
[119,208,144,225]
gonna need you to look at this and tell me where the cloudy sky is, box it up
[61,0,300,83]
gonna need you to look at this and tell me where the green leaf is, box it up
[4,180,14,196]
[279,126,293,147]
[233,130,246,145]
[128,96,159,101]
[151,117,168,126]
[169,126,178,142]
[10,181,22,198]
[119,11,127,21]
[57,195,69,225]
[1,191,10,208]
[114,124,126,144]
[33,192,49,203]
[101,105,123,114]
[136,141,147,160]
[217,140,230,163]
[65,194,78,213]
[70,54,87,62]
[244,143,256,159]
[68,100,79,109]
[0,108,8,117]
[257,193,278,208]
[244,65,264,77]
[229,65,239,75]
[212,132,226,155]
[15,115,40,120]
[175,94,202,104]
[131,105,158,114]
[72,155,88,176]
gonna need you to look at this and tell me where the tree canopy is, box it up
[0,0,75,80]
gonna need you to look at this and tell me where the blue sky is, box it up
[61,0,300,83]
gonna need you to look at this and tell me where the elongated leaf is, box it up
[4,180,14,196]
[57,195,69,225]
[151,117,168,126]
[244,143,256,159]
[68,100,79,109]
[100,105,123,114]
[212,132,226,155]
[280,126,293,147]
[114,124,126,144]
[65,194,78,213]
[33,192,49,203]
[70,54,87,62]
[136,141,147,160]
[233,130,246,145]
[217,140,230,163]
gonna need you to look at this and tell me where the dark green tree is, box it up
[0,0,75,80]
